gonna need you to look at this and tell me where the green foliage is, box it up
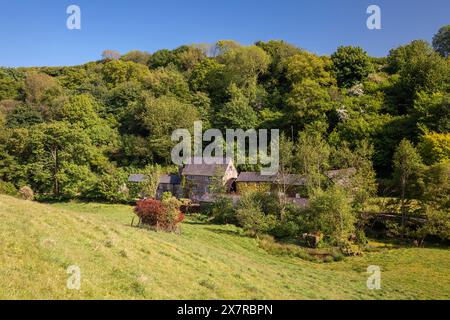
[393,139,424,199]
[331,46,372,88]
[419,162,450,210]
[0,180,17,196]
[217,83,258,129]
[24,72,61,105]
[285,79,332,127]
[102,60,150,88]
[171,45,206,72]
[308,186,356,245]
[296,128,331,192]
[24,122,108,196]
[236,198,278,236]
[57,94,100,127]
[189,58,223,92]
[121,50,151,65]
[6,104,43,128]
[418,132,450,165]
[137,95,199,162]
[285,51,335,86]
[388,41,450,104]
[145,67,191,99]
[209,196,236,224]
[413,92,450,133]
[0,68,23,101]
[218,45,270,86]
[148,49,176,69]
[140,165,162,198]
[106,81,145,119]
[432,25,450,57]
[0,28,449,211]
[330,141,378,209]
[256,40,301,79]
[233,192,281,236]
[84,168,129,203]
[417,206,450,242]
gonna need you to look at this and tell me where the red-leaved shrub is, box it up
[134,198,184,232]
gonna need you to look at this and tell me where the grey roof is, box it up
[236,172,276,183]
[159,174,181,185]
[276,174,307,186]
[128,174,147,183]
[129,174,182,185]
[236,172,306,186]
[181,157,233,177]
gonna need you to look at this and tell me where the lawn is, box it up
[0,194,449,300]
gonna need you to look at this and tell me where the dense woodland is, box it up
[0,25,449,248]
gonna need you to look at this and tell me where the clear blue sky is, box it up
[1,0,449,67]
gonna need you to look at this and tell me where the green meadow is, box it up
[0,194,449,300]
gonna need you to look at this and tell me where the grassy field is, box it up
[0,194,449,300]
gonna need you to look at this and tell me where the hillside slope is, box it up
[0,195,449,300]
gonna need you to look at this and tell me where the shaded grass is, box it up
[0,195,449,300]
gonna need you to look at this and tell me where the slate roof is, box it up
[236,172,276,183]
[181,157,234,177]
[277,174,307,186]
[236,172,306,186]
[128,174,182,185]
[159,174,182,185]
[236,168,356,186]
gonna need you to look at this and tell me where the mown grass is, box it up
[0,195,449,300]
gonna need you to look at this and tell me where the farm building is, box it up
[156,174,182,199]
[236,172,307,198]
[181,157,238,202]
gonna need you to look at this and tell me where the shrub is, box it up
[0,180,17,196]
[338,239,364,256]
[83,169,129,203]
[134,197,184,232]
[271,204,303,238]
[237,206,277,236]
[209,196,236,224]
[308,186,357,245]
[19,186,34,201]
[411,206,450,245]
[162,196,185,230]
[236,193,278,235]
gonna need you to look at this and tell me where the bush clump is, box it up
[19,186,34,201]
[208,196,236,224]
[236,192,279,236]
[0,180,17,196]
[134,196,184,232]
